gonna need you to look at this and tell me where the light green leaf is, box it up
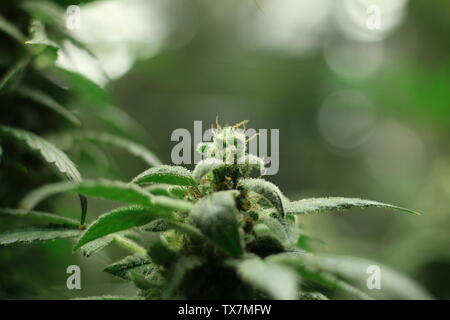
[233,258,298,300]
[73,205,174,251]
[0,14,26,43]
[285,197,420,216]
[0,227,81,246]
[190,191,243,258]
[0,208,80,228]
[103,253,153,280]
[132,165,195,186]
[240,178,285,216]
[20,180,193,213]
[267,253,374,300]
[16,86,81,126]
[73,131,161,167]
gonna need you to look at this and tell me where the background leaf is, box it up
[0,208,80,227]
[73,131,161,167]
[0,125,81,182]
[16,86,81,126]
[285,197,420,215]
[0,227,80,246]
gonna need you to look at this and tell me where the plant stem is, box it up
[114,235,146,254]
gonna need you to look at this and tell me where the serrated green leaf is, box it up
[0,208,80,228]
[73,131,161,167]
[0,125,81,182]
[267,253,374,300]
[0,14,26,43]
[233,258,298,300]
[240,178,285,216]
[16,86,81,126]
[132,165,195,186]
[81,235,115,257]
[0,227,81,246]
[285,197,420,216]
[20,180,193,213]
[104,254,153,280]
[73,205,175,251]
[0,125,87,223]
[190,191,243,258]
[80,231,141,257]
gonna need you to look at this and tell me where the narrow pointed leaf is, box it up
[268,253,373,300]
[0,125,81,182]
[0,125,87,222]
[17,86,81,126]
[240,178,285,216]
[0,208,80,227]
[0,14,26,43]
[233,258,298,300]
[132,165,195,186]
[0,227,81,246]
[104,254,154,280]
[73,205,174,251]
[281,254,431,300]
[190,191,243,257]
[285,197,420,216]
[20,180,193,213]
[74,131,161,167]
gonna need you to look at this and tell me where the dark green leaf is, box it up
[74,131,161,167]
[0,56,31,92]
[0,125,81,182]
[73,205,174,251]
[16,86,81,126]
[0,14,26,43]
[190,191,243,257]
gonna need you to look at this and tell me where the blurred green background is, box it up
[1,0,450,299]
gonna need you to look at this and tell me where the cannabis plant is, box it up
[0,0,159,296]
[0,120,431,300]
